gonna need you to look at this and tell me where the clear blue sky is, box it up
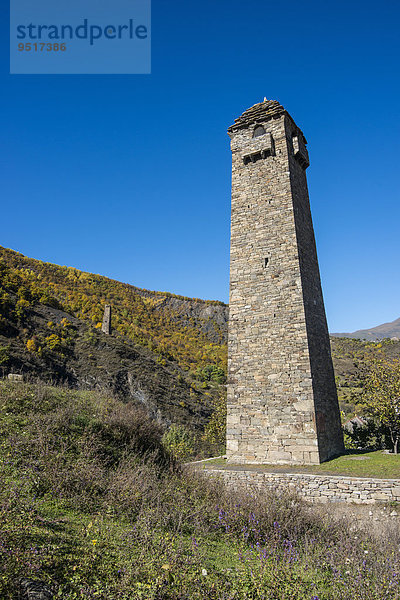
[1,0,399,332]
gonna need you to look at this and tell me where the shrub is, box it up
[202,390,226,451]
[196,364,226,384]
[0,344,9,365]
[26,338,37,353]
[45,334,62,351]
[162,424,195,461]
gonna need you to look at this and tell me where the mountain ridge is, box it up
[331,316,400,342]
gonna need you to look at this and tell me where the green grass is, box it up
[313,450,400,478]
[203,450,400,479]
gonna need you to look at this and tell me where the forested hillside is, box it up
[0,246,227,374]
[330,336,400,418]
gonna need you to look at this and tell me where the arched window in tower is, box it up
[253,125,266,138]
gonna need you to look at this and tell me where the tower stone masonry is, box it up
[102,304,112,335]
[227,100,344,465]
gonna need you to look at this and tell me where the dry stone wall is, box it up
[205,467,400,504]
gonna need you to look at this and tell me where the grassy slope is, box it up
[1,381,399,600]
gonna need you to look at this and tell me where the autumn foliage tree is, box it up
[361,357,400,454]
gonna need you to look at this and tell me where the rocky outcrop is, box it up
[17,579,53,600]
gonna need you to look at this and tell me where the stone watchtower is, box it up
[102,304,112,335]
[227,100,344,465]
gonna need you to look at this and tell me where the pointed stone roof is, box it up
[228,99,305,140]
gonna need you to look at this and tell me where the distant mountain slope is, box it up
[330,336,400,419]
[0,245,228,433]
[331,317,400,341]
[0,298,212,430]
[0,246,228,372]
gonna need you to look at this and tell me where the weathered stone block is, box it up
[8,373,23,381]
[267,451,292,462]
[226,440,238,452]
[392,487,400,498]
[371,492,391,500]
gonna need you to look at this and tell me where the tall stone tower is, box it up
[102,304,112,335]
[227,100,344,465]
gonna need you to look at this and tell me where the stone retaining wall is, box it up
[204,468,400,504]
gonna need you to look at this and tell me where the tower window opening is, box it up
[264,257,269,268]
[253,125,266,138]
